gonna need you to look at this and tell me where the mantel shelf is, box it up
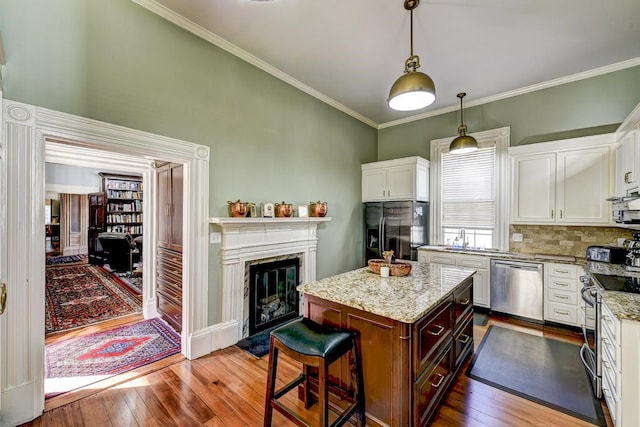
[209,217,332,227]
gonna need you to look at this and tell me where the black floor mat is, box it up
[236,330,271,358]
[467,325,605,426]
[473,312,489,326]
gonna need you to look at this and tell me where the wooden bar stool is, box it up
[263,318,365,427]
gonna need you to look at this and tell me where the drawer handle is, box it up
[459,298,470,306]
[555,309,570,315]
[458,334,470,344]
[428,325,445,336]
[602,337,611,345]
[430,373,445,388]
[555,295,569,300]
[556,282,569,287]
[556,269,569,274]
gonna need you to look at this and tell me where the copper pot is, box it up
[309,201,327,217]
[228,200,248,218]
[275,201,293,218]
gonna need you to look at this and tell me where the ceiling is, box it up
[141,0,640,128]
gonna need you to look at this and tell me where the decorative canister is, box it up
[309,201,328,217]
[228,200,248,218]
[275,201,293,217]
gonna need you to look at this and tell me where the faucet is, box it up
[459,229,469,248]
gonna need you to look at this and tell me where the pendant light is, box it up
[387,0,436,111]
[449,92,478,154]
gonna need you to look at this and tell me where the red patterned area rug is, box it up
[45,264,142,334]
[45,318,181,398]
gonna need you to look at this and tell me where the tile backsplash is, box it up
[509,224,634,258]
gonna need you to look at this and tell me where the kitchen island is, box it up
[297,262,476,427]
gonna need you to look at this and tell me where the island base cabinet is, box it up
[453,313,474,371]
[303,276,473,427]
[306,297,412,427]
[415,344,453,427]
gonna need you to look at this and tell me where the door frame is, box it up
[1,99,210,425]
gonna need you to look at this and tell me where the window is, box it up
[430,127,510,250]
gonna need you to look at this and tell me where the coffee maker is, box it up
[624,233,640,271]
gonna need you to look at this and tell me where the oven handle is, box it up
[581,285,597,308]
[580,343,596,379]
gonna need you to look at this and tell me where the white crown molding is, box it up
[130,0,378,129]
[379,57,640,129]
[131,1,639,131]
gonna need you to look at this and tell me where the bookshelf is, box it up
[88,173,143,265]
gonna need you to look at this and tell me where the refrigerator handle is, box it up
[378,216,383,255]
[380,216,386,254]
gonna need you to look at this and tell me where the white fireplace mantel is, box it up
[209,217,331,347]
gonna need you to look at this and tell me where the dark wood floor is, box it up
[25,314,611,426]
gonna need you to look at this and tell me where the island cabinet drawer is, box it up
[453,314,473,371]
[414,298,453,379]
[453,280,473,325]
[414,344,453,427]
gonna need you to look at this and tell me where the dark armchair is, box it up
[97,232,139,273]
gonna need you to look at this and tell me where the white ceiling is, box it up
[140,0,640,128]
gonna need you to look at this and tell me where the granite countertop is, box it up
[585,261,640,322]
[418,245,585,265]
[297,262,475,324]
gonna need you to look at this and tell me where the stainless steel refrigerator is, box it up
[365,201,429,262]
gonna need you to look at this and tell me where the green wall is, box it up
[0,0,378,325]
[378,66,640,160]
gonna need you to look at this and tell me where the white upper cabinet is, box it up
[511,153,556,223]
[510,134,615,225]
[615,102,640,198]
[362,156,430,202]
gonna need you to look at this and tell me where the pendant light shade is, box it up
[388,0,436,111]
[449,92,478,154]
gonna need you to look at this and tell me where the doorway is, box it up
[0,99,210,425]
[43,157,157,402]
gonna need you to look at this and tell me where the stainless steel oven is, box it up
[580,268,640,399]
[579,273,602,399]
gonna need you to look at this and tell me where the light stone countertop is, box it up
[297,262,476,324]
[418,245,585,265]
[585,261,640,322]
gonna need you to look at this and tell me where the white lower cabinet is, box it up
[543,263,582,327]
[418,250,490,308]
[600,298,640,427]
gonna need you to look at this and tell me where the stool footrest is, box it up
[273,373,306,400]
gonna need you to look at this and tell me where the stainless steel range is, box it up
[581,245,640,399]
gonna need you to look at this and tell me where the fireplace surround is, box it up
[209,217,331,346]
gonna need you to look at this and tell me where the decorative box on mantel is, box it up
[209,217,331,348]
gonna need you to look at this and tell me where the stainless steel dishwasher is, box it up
[490,259,544,321]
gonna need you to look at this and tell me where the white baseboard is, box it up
[186,321,239,360]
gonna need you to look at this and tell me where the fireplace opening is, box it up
[249,258,300,336]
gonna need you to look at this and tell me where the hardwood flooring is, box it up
[25,314,611,426]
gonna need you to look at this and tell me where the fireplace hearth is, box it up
[249,258,299,336]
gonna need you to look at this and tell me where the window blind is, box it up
[441,144,495,229]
